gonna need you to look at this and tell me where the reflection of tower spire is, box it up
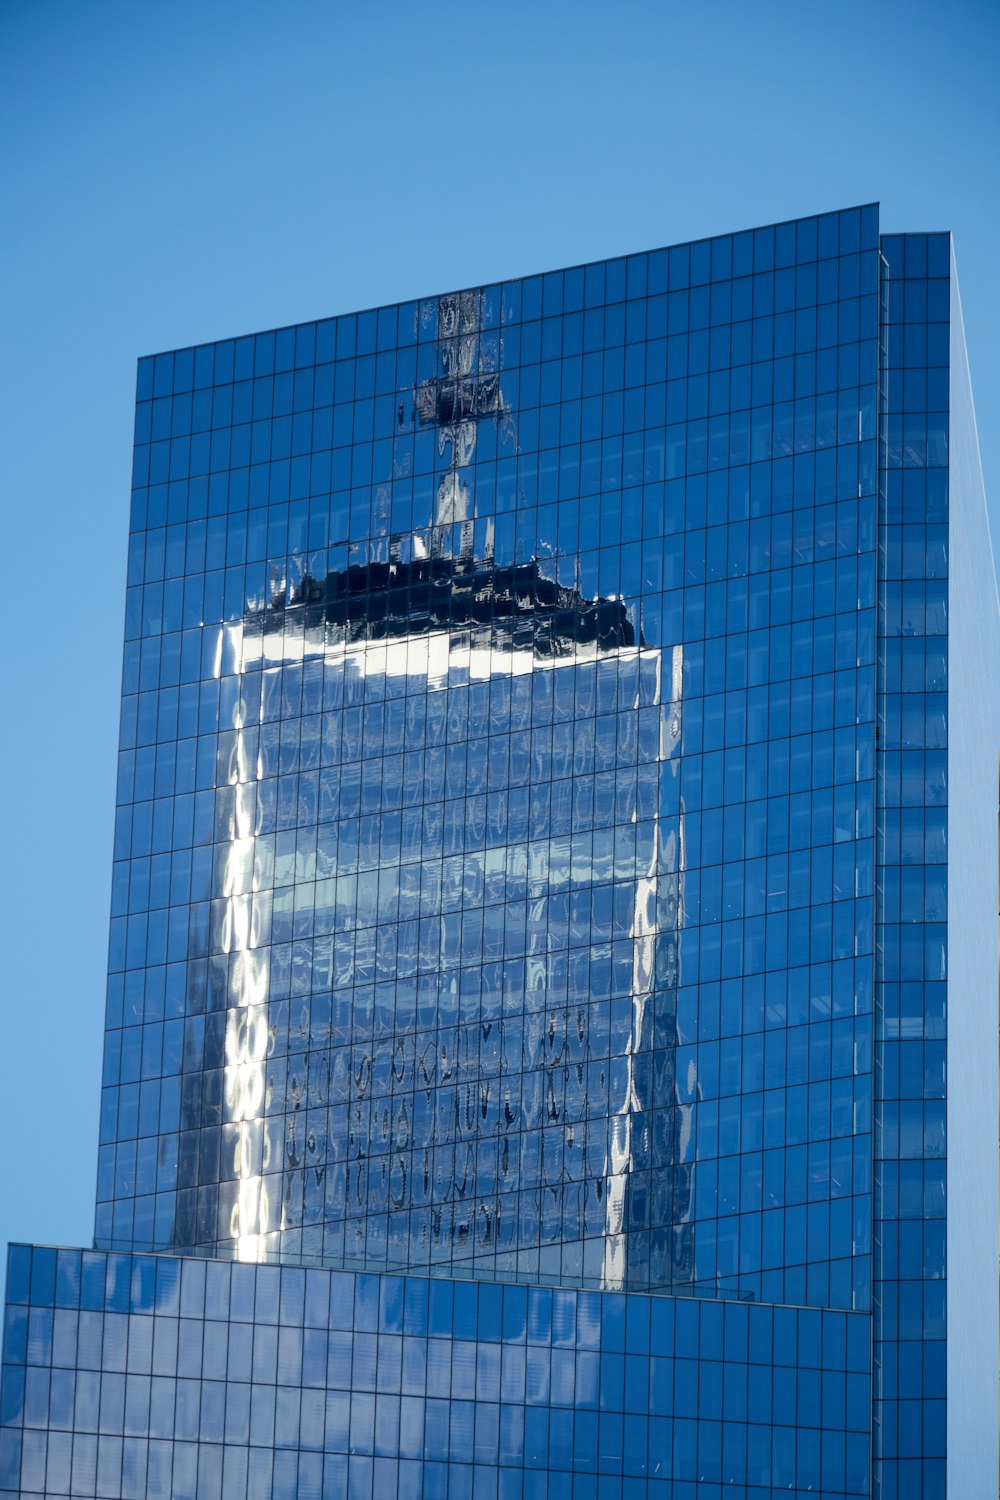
[415,290,504,547]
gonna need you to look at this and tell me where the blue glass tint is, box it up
[106,208,879,1312]
[873,233,951,1499]
[0,1246,871,1498]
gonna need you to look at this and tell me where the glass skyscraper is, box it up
[2,204,997,1497]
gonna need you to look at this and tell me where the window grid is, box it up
[873,230,951,1500]
[2,1244,872,1498]
[99,209,879,1314]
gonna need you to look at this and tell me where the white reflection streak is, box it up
[222,618,651,683]
[601,642,682,1290]
[219,696,270,1263]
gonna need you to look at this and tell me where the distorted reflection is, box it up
[169,289,693,1293]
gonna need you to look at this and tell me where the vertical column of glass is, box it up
[654,209,879,1312]
[874,232,950,1498]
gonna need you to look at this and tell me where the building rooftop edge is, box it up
[136,201,882,369]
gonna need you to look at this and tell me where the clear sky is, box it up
[1,0,998,1288]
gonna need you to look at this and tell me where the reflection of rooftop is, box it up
[254,555,642,656]
[416,371,502,426]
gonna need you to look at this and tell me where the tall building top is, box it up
[111,205,896,1313]
[136,202,881,373]
[5,206,994,1497]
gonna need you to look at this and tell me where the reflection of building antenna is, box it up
[415,290,506,554]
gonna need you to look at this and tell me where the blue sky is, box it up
[1,0,998,1283]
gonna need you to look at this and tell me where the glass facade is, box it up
[1,1245,871,1498]
[873,233,950,1496]
[2,206,997,1497]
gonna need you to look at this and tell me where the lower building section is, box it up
[1,1245,871,1499]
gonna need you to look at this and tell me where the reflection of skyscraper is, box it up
[149,282,690,1297]
[2,208,997,1498]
